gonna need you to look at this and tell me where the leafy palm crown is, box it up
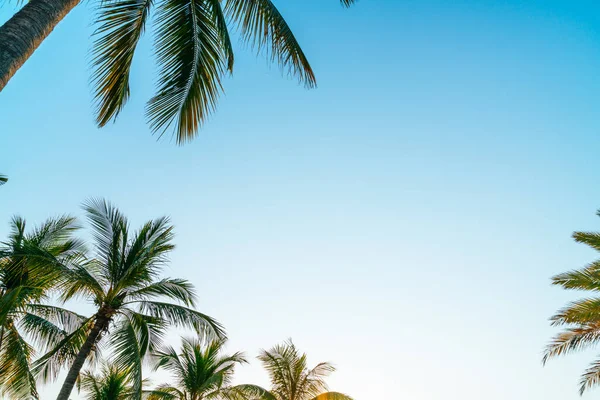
[36,198,224,400]
[544,210,600,394]
[258,340,353,400]
[92,0,355,144]
[147,337,266,400]
[79,362,146,400]
[0,216,85,398]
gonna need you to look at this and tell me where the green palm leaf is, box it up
[92,0,154,126]
[224,0,316,87]
[0,174,7,185]
[147,0,228,144]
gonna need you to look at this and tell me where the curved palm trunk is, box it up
[55,315,109,400]
[0,0,80,91]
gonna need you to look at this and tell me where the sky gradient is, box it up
[3,0,600,399]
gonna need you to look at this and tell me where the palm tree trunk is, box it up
[55,315,109,400]
[0,0,80,91]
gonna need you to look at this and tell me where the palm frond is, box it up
[25,304,88,333]
[128,278,196,306]
[543,324,600,364]
[225,0,315,87]
[32,317,96,383]
[0,324,38,399]
[574,231,600,252]
[0,174,7,185]
[550,298,600,326]
[552,262,600,291]
[92,0,154,126]
[111,320,144,400]
[218,384,276,400]
[580,358,600,394]
[136,300,225,339]
[145,385,183,400]
[147,0,229,144]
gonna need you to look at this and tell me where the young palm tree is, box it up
[257,340,353,400]
[0,215,86,399]
[0,0,355,143]
[35,198,224,400]
[147,337,265,400]
[544,210,600,394]
[78,362,148,400]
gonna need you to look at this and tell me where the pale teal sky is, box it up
[3,0,600,399]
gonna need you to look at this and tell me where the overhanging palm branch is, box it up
[0,175,7,185]
[0,215,86,399]
[544,210,600,394]
[147,336,265,400]
[257,340,353,400]
[45,198,224,400]
[92,0,355,144]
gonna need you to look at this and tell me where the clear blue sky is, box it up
[3,0,600,399]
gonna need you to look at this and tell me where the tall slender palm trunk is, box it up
[55,314,109,400]
[0,0,80,91]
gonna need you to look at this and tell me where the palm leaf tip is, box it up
[225,0,316,89]
[0,174,7,185]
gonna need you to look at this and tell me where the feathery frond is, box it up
[150,337,254,400]
[225,0,315,86]
[257,340,352,400]
[147,0,229,143]
[92,0,154,126]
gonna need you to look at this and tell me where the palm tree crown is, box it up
[544,210,600,394]
[79,362,147,400]
[0,215,85,399]
[37,198,224,400]
[92,0,356,144]
[147,336,265,400]
[257,340,353,400]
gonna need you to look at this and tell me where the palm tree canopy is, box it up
[0,215,86,399]
[78,362,145,400]
[92,0,356,144]
[544,211,600,394]
[147,337,264,400]
[258,340,353,400]
[37,198,224,400]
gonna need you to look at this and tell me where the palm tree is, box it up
[147,337,266,400]
[256,340,353,400]
[78,362,148,400]
[0,0,355,143]
[34,198,224,400]
[0,215,86,399]
[543,210,600,394]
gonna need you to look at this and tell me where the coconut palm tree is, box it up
[0,215,86,399]
[78,362,148,400]
[543,210,600,394]
[0,0,356,143]
[256,340,353,400]
[147,336,266,400]
[34,198,224,400]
